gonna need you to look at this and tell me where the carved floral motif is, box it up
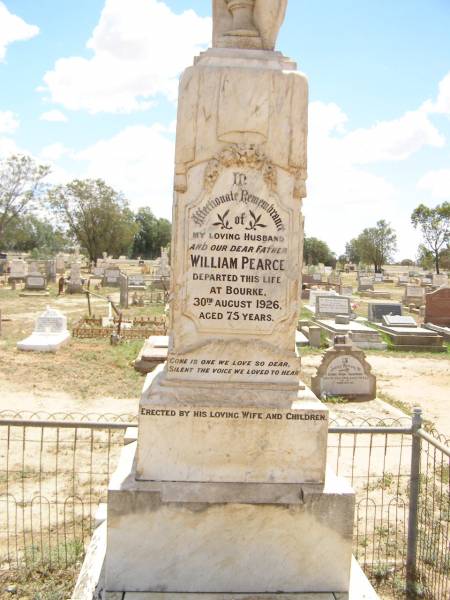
[204,144,278,192]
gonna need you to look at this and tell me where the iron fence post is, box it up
[406,407,422,594]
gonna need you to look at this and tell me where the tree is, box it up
[0,154,50,247]
[303,237,336,267]
[48,179,137,263]
[132,208,172,259]
[411,202,450,274]
[346,220,397,272]
[2,214,69,255]
[345,239,361,264]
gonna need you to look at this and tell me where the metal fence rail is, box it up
[0,411,448,599]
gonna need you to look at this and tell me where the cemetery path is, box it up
[301,354,450,437]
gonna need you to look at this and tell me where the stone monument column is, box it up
[103,2,355,596]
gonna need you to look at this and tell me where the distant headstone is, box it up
[308,289,337,311]
[340,285,353,297]
[46,260,57,283]
[311,341,376,401]
[67,262,83,294]
[382,315,417,328]
[368,302,402,323]
[397,275,409,286]
[119,273,129,309]
[25,273,47,291]
[374,273,383,282]
[9,259,28,281]
[17,307,70,352]
[103,267,121,287]
[56,254,65,274]
[312,273,322,282]
[315,295,351,318]
[425,287,450,327]
[433,274,448,287]
[93,267,105,278]
[358,276,374,292]
[129,274,146,288]
[404,285,425,307]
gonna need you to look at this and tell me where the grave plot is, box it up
[377,314,446,352]
[72,315,167,339]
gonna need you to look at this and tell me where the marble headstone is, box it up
[17,307,70,352]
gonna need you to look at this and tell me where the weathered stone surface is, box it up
[106,444,354,595]
[134,336,169,374]
[17,307,70,352]
[315,296,351,319]
[311,342,376,401]
[25,273,47,290]
[425,286,450,327]
[213,0,288,51]
[314,319,387,351]
[137,366,327,484]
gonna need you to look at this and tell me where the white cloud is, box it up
[0,136,19,158]
[39,142,71,162]
[76,124,174,218]
[0,110,19,134]
[422,71,450,116]
[0,1,39,62]
[42,0,211,114]
[40,109,68,123]
[342,110,445,163]
[417,169,450,200]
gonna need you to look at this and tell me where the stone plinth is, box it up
[134,336,169,374]
[314,319,387,350]
[377,324,445,352]
[136,366,327,484]
[106,443,354,596]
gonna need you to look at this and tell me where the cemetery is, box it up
[0,1,449,600]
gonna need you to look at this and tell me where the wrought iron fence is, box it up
[0,410,448,599]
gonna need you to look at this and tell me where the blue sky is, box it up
[1,0,450,259]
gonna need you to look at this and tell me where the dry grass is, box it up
[0,281,165,400]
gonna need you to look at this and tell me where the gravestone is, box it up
[67,262,83,294]
[315,316,387,350]
[404,285,425,307]
[102,267,121,287]
[307,288,338,312]
[156,247,170,279]
[425,287,450,327]
[374,273,383,283]
[17,307,70,352]
[383,315,417,328]
[102,3,355,597]
[128,274,146,289]
[311,339,376,401]
[397,275,409,286]
[312,272,322,282]
[368,302,402,323]
[119,273,129,309]
[433,273,448,287]
[9,259,28,282]
[93,266,105,278]
[46,259,57,283]
[340,285,353,297]
[55,254,65,275]
[25,272,47,291]
[315,295,351,318]
[358,276,374,292]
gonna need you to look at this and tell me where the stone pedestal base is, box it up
[136,366,328,484]
[105,443,355,595]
